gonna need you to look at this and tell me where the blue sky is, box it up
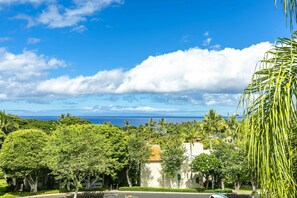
[0,0,291,116]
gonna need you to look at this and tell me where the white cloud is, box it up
[35,42,272,106]
[203,93,241,106]
[117,42,272,94]
[83,105,172,113]
[0,42,272,106]
[0,48,66,99]
[0,93,7,99]
[37,69,124,95]
[27,37,41,44]
[9,0,123,28]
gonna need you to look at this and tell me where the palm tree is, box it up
[240,1,297,197]
[201,110,227,150]
[225,114,239,143]
[242,33,297,197]
[0,111,10,134]
[275,0,297,29]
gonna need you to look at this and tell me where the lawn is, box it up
[0,179,61,198]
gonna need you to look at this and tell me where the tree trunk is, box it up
[27,175,38,192]
[73,187,79,198]
[190,143,193,187]
[206,178,209,189]
[33,177,38,192]
[126,168,132,187]
[234,182,241,190]
[251,179,257,191]
[212,174,215,189]
[221,179,225,190]
[86,176,90,189]
[169,179,173,189]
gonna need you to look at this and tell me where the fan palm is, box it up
[242,32,297,197]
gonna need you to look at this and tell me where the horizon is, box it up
[0,0,291,116]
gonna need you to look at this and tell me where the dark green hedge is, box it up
[119,186,232,193]
[205,188,233,193]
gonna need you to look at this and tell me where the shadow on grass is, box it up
[66,192,104,198]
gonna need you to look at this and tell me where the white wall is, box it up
[141,142,209,189]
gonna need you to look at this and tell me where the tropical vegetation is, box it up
[241,0,297,197]
[0,110,250,197]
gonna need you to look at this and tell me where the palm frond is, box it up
[275,0,297,29]
[242,31,297,197]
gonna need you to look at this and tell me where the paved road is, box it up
[105,192,212,198]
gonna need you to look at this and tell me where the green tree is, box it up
[225,114,239,143]
[191,153,221,189]
[0,130,5,149]
[0,111,19,134]
[56,114,91,126]
[201,110,227,150]
[0,129,48,192]
[126,129,151,187]
[212,142,249,190]
[160,139,187,188]
[44,125,113,198]
[92,124,128,179]
[21,119,55,134]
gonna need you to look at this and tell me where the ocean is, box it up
[20,116,204,127]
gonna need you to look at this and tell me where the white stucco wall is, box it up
[141,142,209,188]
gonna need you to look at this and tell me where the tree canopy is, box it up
[0,129,48,192]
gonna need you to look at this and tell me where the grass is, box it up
[119,186,233,193]
[0,179,108,198]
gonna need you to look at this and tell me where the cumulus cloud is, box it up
[0,42,272,106]
[117,42,272,94]
[35,42,272,106]
[0,48,66,99]
[37,69,124,95]
[6,0,123,28]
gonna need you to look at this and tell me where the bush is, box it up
[0,172,4,179]
[204,188,233,193]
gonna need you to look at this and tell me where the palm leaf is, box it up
[242,31,297,197]
[275,0,297,29]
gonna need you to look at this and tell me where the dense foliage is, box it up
[0,129,48,192]
[0,111,250,197]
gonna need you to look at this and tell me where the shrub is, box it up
[204,188,233,193]
[0,172,4,179]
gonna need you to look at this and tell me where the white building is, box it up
[141,142,210,188]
